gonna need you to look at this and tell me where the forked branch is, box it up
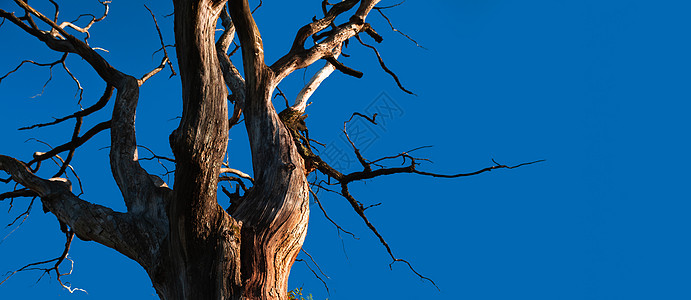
[270,0,381,82]
[286,112,543,288]
[0,155,145,260]
[0,230,84,293]
[19,85,114,130]
[144,5,176,77]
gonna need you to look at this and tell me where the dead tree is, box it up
[0,1,541,299]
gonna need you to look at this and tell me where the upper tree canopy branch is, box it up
[144,5,176,77]
[55,0,109,44]
[287,0,358,54]
[355,34,414,95]
[291,44,342,113]
[0,8,75,53]
[20,85,114,130]
[270,0,381,83]
[216,5,246,128]
[3,2,165,212]
[8,0,124,85]
[228,0,267,85]
[285,111,543,287]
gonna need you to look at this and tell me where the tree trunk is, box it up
[150,1,309,299]
[0,1,386,299]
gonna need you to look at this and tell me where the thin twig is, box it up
[19,85,114,130]
[309,187,357,239]
[374,7,426,49]
[340,184,439,290]
[144,5,176,77]
[251,0,263,14]
[355,35,414,95]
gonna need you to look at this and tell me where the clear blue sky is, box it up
[2,1,691,299]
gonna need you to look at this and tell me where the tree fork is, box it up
[0,1,544,299]
[160,0,242,299]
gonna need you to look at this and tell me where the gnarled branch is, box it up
[0,155,155,264]
[270,0,381,83]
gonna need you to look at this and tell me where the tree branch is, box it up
[0,230,84,294]
[308,187,356,238]
[110,77,169,212]
[216,5,246,129]
[287,0,358,54]
[228,0,268,85]
[270,0,381,83]
[291,44,342,113]
[374,6,425,49]
[19,85,114,130]
[339,183,438,289]
[144,4,176,77]
[324,55,363,78]
[28,120,111,165]
[286,110,543,288]
[139,57,169,85]
[8,0,124,85]
[55,0,109,45]
[355,34,414,95]
[0,54,65,84]
[0,155,153,263]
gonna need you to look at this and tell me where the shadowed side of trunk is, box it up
[152,1,309,299]
[153,0,242,299]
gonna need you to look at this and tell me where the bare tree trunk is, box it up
[150,1,309,299]
[3,0,536,299]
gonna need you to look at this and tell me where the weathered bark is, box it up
[0,0,548,297]
[0,1,386,299]
[156,0,241,299]
[149,0,309,299]
[228,0,310,298]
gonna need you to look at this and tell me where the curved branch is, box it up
[220,167,254,182]
[216,5,246,128]
[355,34,414,95]
[56,0,109,44]
[20,85,114,130]
[4,1,124,84]
[110,77,167,212]
[270,0,380,82]
[216,6,236,54]
[0,155,145,262]
[144,5,176,77]
[340,183,438,289]
[29,120,111,165]
[228,0,267,84]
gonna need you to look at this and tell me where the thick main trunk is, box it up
[149,1,309,299]
[161,0,240,298]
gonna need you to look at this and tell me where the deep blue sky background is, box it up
[1,0,691,299]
